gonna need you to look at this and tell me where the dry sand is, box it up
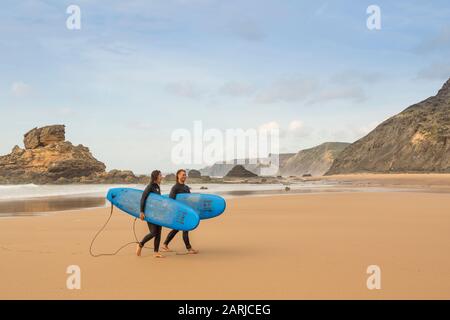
[1,183,450,299]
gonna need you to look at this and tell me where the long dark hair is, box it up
[175,169,186,183]
[150,170,161,184]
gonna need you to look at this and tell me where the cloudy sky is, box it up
[1,0,449,173]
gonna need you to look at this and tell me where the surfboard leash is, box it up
[89,203,153,258]
[89,203,189,257]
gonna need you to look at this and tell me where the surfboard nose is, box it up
[106,188,120,202]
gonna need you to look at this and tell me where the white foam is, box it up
[0,181,336,201]
[0,183,39,189]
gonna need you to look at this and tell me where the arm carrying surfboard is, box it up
[162,193,226,220]
[107,188,200,231]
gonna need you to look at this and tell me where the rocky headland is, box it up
[0,125,148,184]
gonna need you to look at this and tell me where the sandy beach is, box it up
[2,0,450,305]
[1,178,450,299]
[317,173,450,189]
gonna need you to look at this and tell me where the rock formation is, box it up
[0,125,146,184]
[200,153,296,177]
[326,78,450,174]
[164,173,176,181]
[188,169,201,178]
[23,125,66,149]
[200,162,236,177]
[224,165,258,178]
[279,142,350,176]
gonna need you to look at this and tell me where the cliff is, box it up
[279,142,350,176]
[327,78,450,174]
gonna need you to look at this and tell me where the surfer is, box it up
[162,169,199,254]
[136,170,164,258]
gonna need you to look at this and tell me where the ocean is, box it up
[0,181,391,217]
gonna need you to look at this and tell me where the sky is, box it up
[1,0,449,173]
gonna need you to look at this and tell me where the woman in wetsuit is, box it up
[136,170,164,258]
[162,169,199,254]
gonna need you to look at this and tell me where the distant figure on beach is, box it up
[136,170,164,258]
[162,169,199,254]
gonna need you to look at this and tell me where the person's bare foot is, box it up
[187,248,199,254]
[153,252,164,258]
[136,244,142,256]
[161,244,172,252]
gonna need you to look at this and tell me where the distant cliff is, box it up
[0,125,147,184]
[327,78,450,174]
[200,162,236,177]
[200,153,296,177]
[279,142,350,176]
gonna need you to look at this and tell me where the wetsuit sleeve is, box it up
[140,184,152,213]
[169,185,178,199]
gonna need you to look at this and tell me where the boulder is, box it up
[11,145,24,155]
[92,170,140,183]
[188,169,201,178]
[24,125,65,149]
[164,173,176,181]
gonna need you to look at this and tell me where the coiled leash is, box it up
[89,203,153,257]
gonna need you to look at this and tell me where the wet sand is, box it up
[4,173,450,217]
[1,191,450,299]
[0,196,106,217]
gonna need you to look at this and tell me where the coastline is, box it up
[1,173,450,217]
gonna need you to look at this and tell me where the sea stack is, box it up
[0,125,144,184]
[0,125,106,183]
[225,165,258,178]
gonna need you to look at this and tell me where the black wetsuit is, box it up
[139,182,162,252]
[163,183,192,250]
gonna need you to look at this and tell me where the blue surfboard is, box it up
[163,193,226,220]
[106,188,200,231]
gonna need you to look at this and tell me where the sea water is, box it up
[0,181,388,217]
[0,182,341,201]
